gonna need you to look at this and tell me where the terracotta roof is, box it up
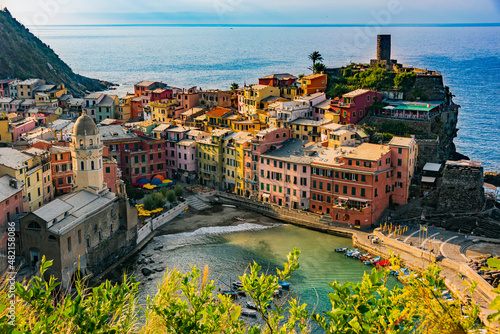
[343,89,372,97]
[303,73,327,80]
[206,107,231,117]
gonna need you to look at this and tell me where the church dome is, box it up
[74,111,99,136]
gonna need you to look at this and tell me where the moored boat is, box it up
[278,281,290,290]
[241,308,258,317]
[335,247,348,252]
[235,216,245,221]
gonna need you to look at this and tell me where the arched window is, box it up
[27,221,41,230]
[89,139,93,146]
[48,235,56,242]
[276,134,279,138]
[80,161,84,170]
[99,159,101,168]
[91,161,95,170]
[86,237,91,248]
[80,139,83,147]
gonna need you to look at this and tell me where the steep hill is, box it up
[0,8,111,97]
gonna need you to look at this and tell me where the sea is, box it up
[31,25,500,172]
[127,223,398,332]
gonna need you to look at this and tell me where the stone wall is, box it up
[436,166,485,213]
[411,75,446,101]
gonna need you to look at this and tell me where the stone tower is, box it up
[70,110,107,195]
[377,34,391,61]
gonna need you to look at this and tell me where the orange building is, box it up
[301,74,327,95]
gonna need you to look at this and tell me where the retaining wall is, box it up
[137,202,189,244]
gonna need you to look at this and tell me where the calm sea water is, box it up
[127,223,397,332]
[32,25,500,171]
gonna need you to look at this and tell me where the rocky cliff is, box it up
[0,8,111,97]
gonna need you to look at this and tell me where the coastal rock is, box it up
[155,268,163,272]
[141,268,152,276]
[484,172,500,187]
[154,245,164,251]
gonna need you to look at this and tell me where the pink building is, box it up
[176,87,199,116]
[258,139,322,208]
[242,127,292,197]
[176,130,209,183]
[0,175,24,273]
[12,118,36,141]
[103,146,119,193]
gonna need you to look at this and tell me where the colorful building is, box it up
[300,74,327,95]
[238,85,281,116]
[330,89,382,124]
[289,118,332,142]
[199,90,232,109]
[0,147,46,211]
[259,139,321,208]
[196,129,232,189]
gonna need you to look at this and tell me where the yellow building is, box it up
[196,129,232,189]
[205,107,242,132]
[238,85,281,116]
[23,147,54,205]
[117,95,134,121]
[231,118,267,135]
[0,117,13,143]
[0,147,48,211]
[234,134,252,196]
[289,118,332,142]
[221,132,252,192]
[150,100,178,123]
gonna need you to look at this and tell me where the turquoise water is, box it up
[130,224,397,331]
[31,25,500,171]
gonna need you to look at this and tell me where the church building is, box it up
[19,112,138,288]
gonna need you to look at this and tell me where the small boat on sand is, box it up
[235,216,245,221]
[241,308,257,317]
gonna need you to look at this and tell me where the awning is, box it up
[262,193,271,198]
[421,176,436,183]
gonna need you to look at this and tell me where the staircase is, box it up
[187,195,212,211]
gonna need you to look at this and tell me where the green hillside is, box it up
[0,8,111,97]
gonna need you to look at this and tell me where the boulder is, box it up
[141,268,152,276]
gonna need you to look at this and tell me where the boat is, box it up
[232,281,243,288]
[335,247,348,252]
[241,308,257,317]
[346,251,360,258]
[345,249,359,257]
[221,290,237,299]
[235,216,245,221]
[246,301,257,310]
[360,254,372,261]
[236,290,246,297]
[222,204,236,208]
[278,281,290,290]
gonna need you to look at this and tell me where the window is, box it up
[351,187,356,196]
[319,182,323,190]
[78,229,82,244]
[327,183,331,191]
[303,166,307,173]
[59,177,63,185]
[91,161,95,170]
[361,175,366,182]
[398,159,402,167]
[361,188,365,197]
[98,231,102,241]
[343,186,347,194]
[398,148,402,154]
[27,221,41,230]
[397,171,402,179]
[68,237,72,252]
[86,237,91,248]
[313,180,317,189]
[106,167,110,173]
[375,175,378,182]
[67,176,71,184]
[48,235,56,242]
[335,184,339,193]
[374,189,378,197]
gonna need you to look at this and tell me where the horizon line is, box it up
[29,23,500,28]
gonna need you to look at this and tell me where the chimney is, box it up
[9,179,17,188]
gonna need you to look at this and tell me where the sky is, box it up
[2,0,500,26]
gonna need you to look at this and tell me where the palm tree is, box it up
[308,62,326,74]
[308,51,323,68]
[230,82,239,91]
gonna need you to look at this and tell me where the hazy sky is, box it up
[3,0,500,25]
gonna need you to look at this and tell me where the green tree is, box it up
[308,51,323,69]
[309,62,326,74]
[394,72,416,91]
[143,265,244,334]
[166,190,177,203]
[174,185,184,199]
[230,82,239,91]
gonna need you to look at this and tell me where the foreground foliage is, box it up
[1,250,497,333]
